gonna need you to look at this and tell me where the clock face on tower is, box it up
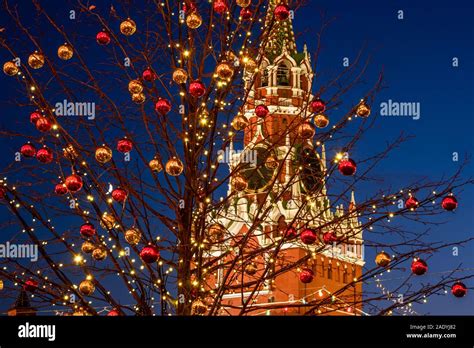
[239,146,277,193]
[296,146,324,194]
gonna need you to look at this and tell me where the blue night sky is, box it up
[0,0,472,315]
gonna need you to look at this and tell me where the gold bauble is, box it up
[186,12,203,29]
[128,79,143,94]
[120,18,137,36]
[232,114,249,131]
[95,145,113,164]
[216,62,233,80]
[81,241,96,254]
[245,262,258,275]
[3,61,19,76]
[172,68,188,84]
[191,299,207,315]
[207,223,225,242]
[375,251,391,267]
[314,113,329,128]
[92,247,107,261]
[125,228,141,246]
[265,155,279,169]
[79,280,95,296]
[63,144,78,160]
[236,0,251,7]
[57,44,74,60]
[28,51,45,69]
[0,279,3,291]
[100,212,118,230]
[149,158,163,172]
[297,122,315,139]
[165,157,184,176]
[232,175,248,192]
[131,92,146,104]
[356,100,371,118]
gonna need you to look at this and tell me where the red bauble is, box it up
[441,195,458,211]
[142,68,156,82]
[240,8,252,20]
[23,279,38,292]
[35,117,52,132]
[255,104,269,118]
[274,4,290,21]
[36,147,53,164]
[112,188,128,203]
[411,258,428,276]
[285,226,297,238]
[30,111,42,124]
[20,143,36,158]
[117,138,133,153]
[65,174,83,192]
[107,309,120,316]
[155,98,172,115]
[54,183,68,195]
[299,268,314,284]
[311,98,326,113]
[96,31,111,45]
[405,196,419,210]
[300,228,317,245]
[80,223,96,238]
[451,282,467,298]
[323,232,338,244]
[338,158,357,176]
[213,0,227,14]
[189,80,206,97]
[140,245,160,263]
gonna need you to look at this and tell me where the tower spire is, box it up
[264,0,297,61]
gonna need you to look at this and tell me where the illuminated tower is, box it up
[204,0,364,316]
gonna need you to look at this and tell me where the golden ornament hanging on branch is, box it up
[265,155,279,170]
[165,157,184,176]
[95,145,113,164]
[128,79,143,94]
[375,251,391,267]
[172,68,188,84]
[28,51,45,69]
[314,113,329,128]
[356,99,371,118]
[125,228,142,246]
[3,61,19,76]
[216,62,234,80]
[207,223,225,242]
[100,212,118,230]
[81,241,96,254]
[297,121,316,139]
[149,158,163,172]
[63,144,78,160]
[232,175,248,192]
[92,247,107,261]
[79,279,95,296]
[191,299,207,315]
[232,114,248,131]
[245,262,258,275]
[186,12,202,29]
[236,0,251,8]
[120,18,137,36]
[131,92,146,104]
[57,43,74,60]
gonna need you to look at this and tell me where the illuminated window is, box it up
[277,64,290,86]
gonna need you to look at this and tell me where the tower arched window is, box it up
[276,64,290,86]
[262,68,269,87]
